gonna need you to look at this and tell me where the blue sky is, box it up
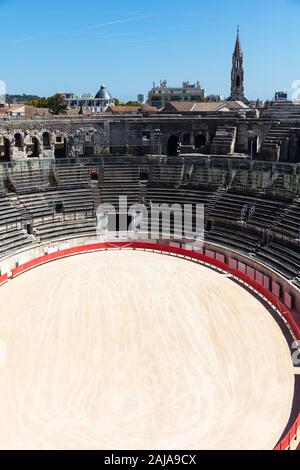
[0,0,299,100]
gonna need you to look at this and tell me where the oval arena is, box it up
[0,156,299,450]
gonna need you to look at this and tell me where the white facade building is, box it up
[148,80,206,109]
[62,85,114,113]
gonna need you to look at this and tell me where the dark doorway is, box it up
[91,168,98,180]
[14,133,23,149]
[85,146,94,156]
[195,134,206,149]
[248,135,258,156]
[27,137,40,158]
[55,138,67,160]
[32,137,40,158]
[54,200,64,214]
[108,213,133,232]
[167,135,179,156]
[43,132,51,149]
[0,138,11,161]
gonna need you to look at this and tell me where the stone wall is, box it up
[0,114,299,162]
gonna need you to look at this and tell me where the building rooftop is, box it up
[95,85,112,100]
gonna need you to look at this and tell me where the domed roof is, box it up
[95,85,112,100]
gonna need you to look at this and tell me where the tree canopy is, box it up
[27,94,67,114]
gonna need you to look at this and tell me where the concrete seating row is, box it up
[33,218,97,242]
[0,228,32,256]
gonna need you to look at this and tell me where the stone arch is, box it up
[167,135,179,157]
[0,136,11,161]
[42,131,51,149]
[14,133,24,149]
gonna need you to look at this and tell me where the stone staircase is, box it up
[206,188,227,214]
[99,164,141,208]
[262,101,300,122]
[260,125,291,161]
[210,126,237,155]
[270,199,297,231]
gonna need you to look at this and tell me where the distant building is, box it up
[137,94,145,104]
[0,104,50,119]
[61,85,114,113]
[274,92,288,103]
[148,80,206,109]
[206,95,223,102]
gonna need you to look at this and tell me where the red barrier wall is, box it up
[275,415,300,451]
[0,273,8,286]
[6,241,300,450]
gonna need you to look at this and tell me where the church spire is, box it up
[228,27,248,104]
[234,25,242,58]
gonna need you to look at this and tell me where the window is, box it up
[54,200,64,214]
[86,132,93,142]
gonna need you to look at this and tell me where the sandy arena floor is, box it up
[0,250,295,450]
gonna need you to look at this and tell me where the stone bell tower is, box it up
[228,27,248,104]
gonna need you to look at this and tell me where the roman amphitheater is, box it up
[0,147,299,450]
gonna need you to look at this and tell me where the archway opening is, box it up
[195,134,206,149]
[14,133,23,149]
[43,132,51,149]
[27,137,41,158]
[236,75,241,88]
[248,135,258,157]
[167,135,179,157]
[0,137,11,161]
[54,137,67,160]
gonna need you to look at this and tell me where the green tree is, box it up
[27,97,49,108]
[113,99,140,106]
[26,94,67,114]
[47,94,67,115]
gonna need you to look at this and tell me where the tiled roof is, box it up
[106,104,158,113]
[0,104,50,117]
[162,100,249,113]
